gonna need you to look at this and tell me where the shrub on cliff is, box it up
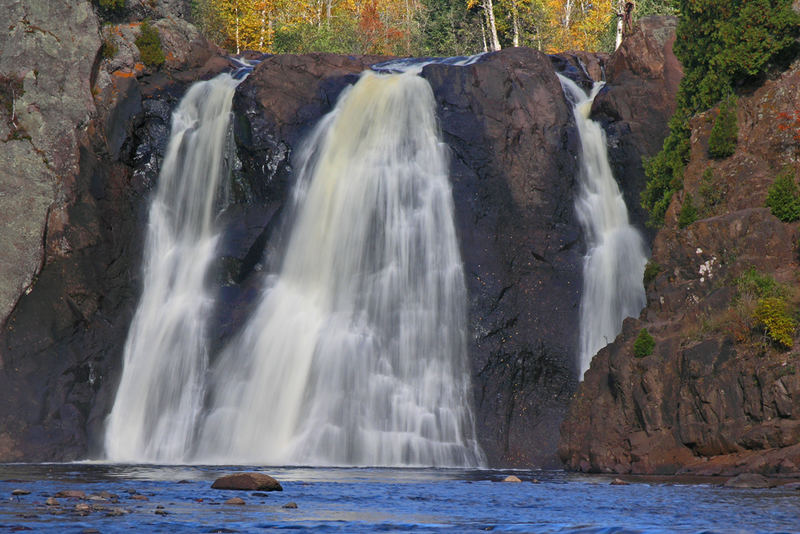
[765,168,800,222]
[643,261,662,285]
[753,297,796,348]
[633,328,655,358]
[736,267,785,300]
[677,193,698,228]
[708,96,738,159]
[135,20,165,68]
[94,0,124,11]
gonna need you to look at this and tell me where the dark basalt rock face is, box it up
[559,55,800,476]
[422,50,582,466]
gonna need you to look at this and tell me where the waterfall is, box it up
[558,75,648,379]
[196,70,484,467]
[104,74,242,462]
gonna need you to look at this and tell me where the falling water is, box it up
[104,74,242,462]
[197,70,484,467]
[558,75,648,378]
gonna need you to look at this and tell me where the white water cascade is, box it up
[197,70,484,467]
[558,75,648,379]
[104,74,242,462]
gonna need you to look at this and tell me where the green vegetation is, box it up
[707,96,738,159]
[733,268,796,349]
[135,20,165,68]
[698,168,726,216]
[633,328,655,358]
[677,193,698,228]
[643,260,662,285]
[94,0,125,10]
[753,297,796,348]
[101,37,118,60]
[765,168,800,222]
[736,267,786,300]
[642,0,800,227]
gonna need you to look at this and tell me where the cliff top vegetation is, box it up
[185,0,676,57]
[642,0,800,227]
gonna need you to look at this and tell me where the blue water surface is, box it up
[1,465,798,533]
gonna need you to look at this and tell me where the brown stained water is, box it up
[1,465,800,533]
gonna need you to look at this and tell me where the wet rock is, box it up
[225,497,245,505]
[282,502,298,509]
[11,489,30,496]
[74,502,91,514]
[211,473,283,492]
[610,478,629,486]
[45,497,59,506]
[251,492,269,497]
[724,474,775,489]
[154,508,169,516]
[502,475,522,483]
[55,490,86,499]
[131,494,149,501]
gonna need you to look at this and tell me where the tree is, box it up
[469,0,501,51]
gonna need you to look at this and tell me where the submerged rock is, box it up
[211,473,283,492]
[282,502,298,509]
[55,490,86,499]
[724,474,774,489]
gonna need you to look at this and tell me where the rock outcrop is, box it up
[591,16,682,235]
[0,0,225,460]
[423,50,583,466]
[560,58,800,475]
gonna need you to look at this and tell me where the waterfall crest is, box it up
[558,75,648,378]
[104,74,241,462]
[197,71,484,467]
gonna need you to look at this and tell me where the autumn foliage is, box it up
[190,0,671,56]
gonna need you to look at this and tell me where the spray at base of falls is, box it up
[197,70,485,467]
[558,75,648,379]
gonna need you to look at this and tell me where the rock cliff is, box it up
[0,0,225,460]
[560,52,800,474]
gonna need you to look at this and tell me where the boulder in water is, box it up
[224,497,245,505]
[211,473,283,492]
[55,490,86,499]
[502,475,522,483]
[610,478,629,486]
[282,502,298,509]
[724,474,774,489]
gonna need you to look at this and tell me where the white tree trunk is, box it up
[512,0,519,47]
[483,0,501,51]
[615,0,625,49]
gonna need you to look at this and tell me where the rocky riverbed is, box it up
[2,465,800,532]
